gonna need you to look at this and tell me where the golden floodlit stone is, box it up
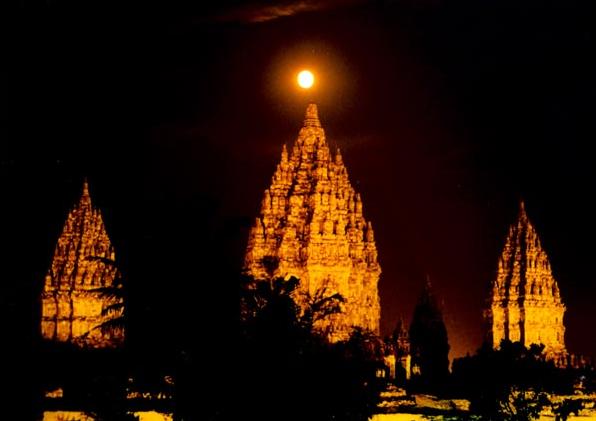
[486,201,566,360]
[244,104,381,341]
[41,181,124,348]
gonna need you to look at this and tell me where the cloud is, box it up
[213,0,362,23]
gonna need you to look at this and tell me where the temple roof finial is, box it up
[519,199,528,222]
[335,148,343,165]
[425,274,432,290]
[80,178,92,207]
[83,178,89,195]
[304,103,321,128]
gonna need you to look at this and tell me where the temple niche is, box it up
[485,201,566,362]
[243,103,381,341]
[41,180,124,348]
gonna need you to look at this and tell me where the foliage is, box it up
[451,340,576,421]
[85,255,126,338]
[497,388,550,421]
[552,398,584,421]
[194,275,385,421]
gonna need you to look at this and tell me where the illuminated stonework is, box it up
[41,181,124,348]
[244,103,381,341]
[486,201,566,359]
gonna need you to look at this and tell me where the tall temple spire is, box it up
[41,180,125,348]
[244,103,381,341]
[486,201,566,360]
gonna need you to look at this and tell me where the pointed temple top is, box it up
[79,178,93,209]
[518,200,528,221]
[303,103,321,128]
[394,317,408,337]
[335,148,343,164]
[417,275,442,312]
[424,274,432,291]
[494,200,561,303]
[82,178,91,198]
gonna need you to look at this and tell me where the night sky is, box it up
[3,0,596,361]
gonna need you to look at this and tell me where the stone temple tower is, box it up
[41,180,124,348]
[486,201,566,360]
[244,104,381,341]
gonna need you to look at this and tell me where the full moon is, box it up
[297,70,314,89]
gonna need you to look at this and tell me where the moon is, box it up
[297,70,314,89]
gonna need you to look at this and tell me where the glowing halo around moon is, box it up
[297,70,315,89]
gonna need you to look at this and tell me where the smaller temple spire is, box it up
[81,178,92,207]
[281,144,288,163]
[409,277,450,388]
[393,317,408,339]
[519,199,528,222]
[82,178,90,196]
[335,148,343,165]
[304,103,321,128]
[366,221,375,242]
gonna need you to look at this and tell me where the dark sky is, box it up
[3,0,596,361]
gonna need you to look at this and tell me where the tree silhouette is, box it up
[451,340,580,421]
[177,274,383,421]
[84,255,126,340]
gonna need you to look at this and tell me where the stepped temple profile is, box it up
[244,103,381,341]
[41,181,124,348]
[409,280,450,385]
[485,202,566,360]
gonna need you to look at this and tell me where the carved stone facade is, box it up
[41,181,124,348]
[486,202,566,360]
[244,103,381,341]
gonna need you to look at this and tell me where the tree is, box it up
[552,398,584,421]
[85,255,126,340]
[451,340,575,421]
[78,256,131,420]
[187,274,385,421]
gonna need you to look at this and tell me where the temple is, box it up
[243,103,381,341]
[485,201,566,360]
[392,319,412,382]
[41,180,124,348]
[409,279,450,387]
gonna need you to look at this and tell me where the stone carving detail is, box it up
[486,201,566,360]
[244,104,381,341]
[41,181,124,348]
